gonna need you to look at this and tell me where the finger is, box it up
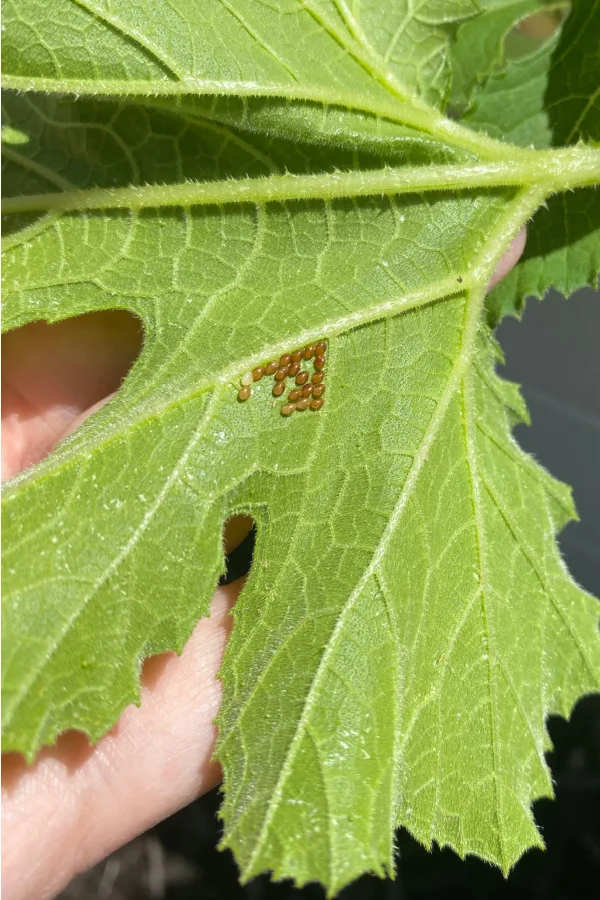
[1,311,143,479]
[1,580,242,900]
[488,227,527,291]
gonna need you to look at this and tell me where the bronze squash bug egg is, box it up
[239,341,327,416]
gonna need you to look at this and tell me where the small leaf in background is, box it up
[467,0,600,321]
[449,0,559,110]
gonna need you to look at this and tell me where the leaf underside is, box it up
[2,0,600,895]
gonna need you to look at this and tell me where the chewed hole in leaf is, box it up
[517,8,567,39]
[1,310,144,480]
[506,8,567,60]
[221,517,256,586]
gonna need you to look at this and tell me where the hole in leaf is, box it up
[220,517,256,586]
[1,310,144,480]
[505,7,568,60]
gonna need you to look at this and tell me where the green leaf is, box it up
[2,0,600,894]
[462,0,600,320]
[462,30,559,148]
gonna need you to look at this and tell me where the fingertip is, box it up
[488,227,527,291]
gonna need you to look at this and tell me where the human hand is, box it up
[1,231,525,900]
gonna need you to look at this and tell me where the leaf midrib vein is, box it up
[6,143,600,221]
[461,368,508,870]
[3,277,460,499]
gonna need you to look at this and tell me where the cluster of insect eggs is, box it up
[238,342,327,416]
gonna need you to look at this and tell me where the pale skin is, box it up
[1,231,525,900]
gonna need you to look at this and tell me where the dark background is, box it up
[61,288,600,900]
